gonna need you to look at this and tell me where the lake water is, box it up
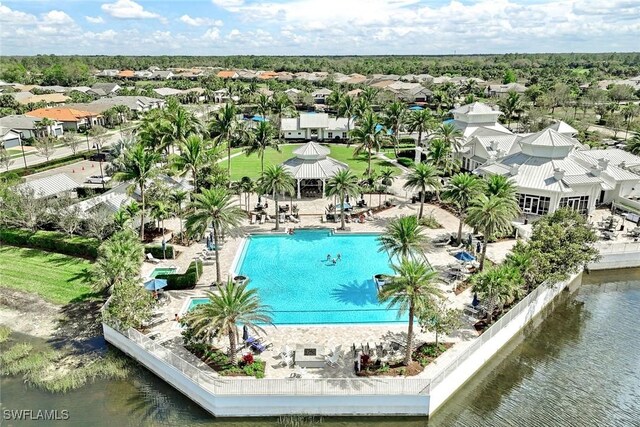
[2,269,639,427]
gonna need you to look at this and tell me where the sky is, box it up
[0,0,639,56]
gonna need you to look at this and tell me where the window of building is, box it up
[328,132,333,138]
[342,132,347,138]
[559,196,589,215]
[517,193,551,215]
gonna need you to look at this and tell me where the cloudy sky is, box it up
[1,0,639,55]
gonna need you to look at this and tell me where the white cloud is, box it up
[202,27,220,41]
[101,0,162,20]
[179,15,223,27]
[212,0,245,9]
[42,10,74,25]
[0,3,37,24]
[86,16,105,24]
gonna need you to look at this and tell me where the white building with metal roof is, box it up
[17,173,78,199]
[281,113,353,141]
[282,141,348,198]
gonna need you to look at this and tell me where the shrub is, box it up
[0,228,100,259]
[397,157,414,168]
[419,215,442,229]
[158,260,202,290]
[144,244,175,260]
[0,152,89,179]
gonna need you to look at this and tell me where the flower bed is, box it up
[186,343,265,378]
[355,342,452,377]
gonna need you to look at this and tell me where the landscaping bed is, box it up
[186,343,265,378]
[355,342,452,377]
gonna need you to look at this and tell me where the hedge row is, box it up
[1,152,89,179]
[0,228,100,259]
[157,260,202,290]
[397,157,415,168]
[145,244,175,260]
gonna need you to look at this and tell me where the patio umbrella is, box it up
[144,278,168,291]
[454,251,476,262]
[408,105,424,111]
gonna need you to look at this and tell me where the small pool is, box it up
[149,267,177,278]
[188,229,406,325]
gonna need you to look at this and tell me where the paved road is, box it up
[7,128,131,172]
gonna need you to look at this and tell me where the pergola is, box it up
[282,141,348,198]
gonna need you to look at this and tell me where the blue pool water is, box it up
[189,229,406,325]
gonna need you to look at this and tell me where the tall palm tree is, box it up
[353,96,372,119]
[380,167,395,203]
[466,194,520,270]
[255,93,271,119]
[326,89,345,111]
[338,95,356,140]
[92,229,144,291]
[271,92,295,141]
[621,104,639,138]
[484,174,518,200]
[172,134,212,192]
[406,109,434,163]
[383,101,406,157]
[499,91,523,129]
[361,87,379,105]
[183,283,272,358]
[378,215,430,261]
[151,200,170,242]
[324,170,360,230]
[238,176,255,213]
[433,122,464,153]
[246,121,279,174]
[626,133,640,155]
[160,99,202,153]
[350,111,384,177]
[113,104,130,133]
[443,173,484,244]
[186,187,245,283]
[427,139,460,177]
[258,165,294,231]
[113,144,160,240]
[170,189,189,244]
[379,259,443,366]
[209,103,239,180]
[403,163,442,219]
[471,265,523,324]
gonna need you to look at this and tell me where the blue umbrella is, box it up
[144,278,168,291]
[409,106,424,111]
[454,251,476,262]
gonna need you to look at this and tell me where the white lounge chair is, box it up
[280,353,294,367]
[325,352,340,367]
[293,365,307,378]
[250,213,256,224]
[280,345,292,358]
[279,213,286,223]
[146,253,161,264]
[259,214,265,224]
[289,215,300,223]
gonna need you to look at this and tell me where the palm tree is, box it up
[255,93,271,119]
[383,101,406,157]
[484,174,518,200]
[350,111,385,177]
[186,187,245,283]
[113,144,160,240]
[113,104,130,134]
[403,163,442,219]
[442,173,484,244]
[172,134,212,192]
[353,96,372,119]
[499,91,523,129]
[433,123,464,153]
[326,89,345,111]
[170,190,189,244]
[621,105,639,138]
[160,99,202,153]
[271,92,295,141]
[406,109,434,163]
[361,87,379,105]
[338,95,356,140]
[209,103,238,180]
[112,209,131,231]
[246,121,279,174]
[466,194,520,270]
[380,167,395,203]
[151,200,170,243]
[427,139,460,177]
[379,259,443,366]
[325,170,360,230]
[378,215,430,261]
[471,265,523,324]
[258,165,294,231]
[92,229,144,292]
[626,133,640,155]
[238,176,255,213]
[183,283,272,358]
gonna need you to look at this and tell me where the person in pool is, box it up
[337,253,341,261]
[326,254,331,261]
[332,258,337,265]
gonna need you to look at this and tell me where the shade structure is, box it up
[144,278,168,291]
[408,105,424,111]
[251,115,267,122]
[336,202,352,211]
[453,251,476,262]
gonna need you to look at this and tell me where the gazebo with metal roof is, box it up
[282,141,348,198]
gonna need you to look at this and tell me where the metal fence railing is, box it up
[107,276,571,397]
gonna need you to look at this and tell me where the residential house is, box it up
[134,70,153,79]
[0,126,22,149]
[451,102,509,138]
[0,115,64,140]
[12,92,70,105]
[276,72,294,82]
[281,113,352,141]
[485,83,527,97]
[90,83,121,96]
[311,88,333,105]
[68,86,92,93]
[118,70,135,79]
[96,69,119,77]
[236,70,257,80]
[27,108,103,131]
[153,87,183,97]
[284,88,303,104]
[345,73,367,85]
[217,70,239,79]
[257,71,278,80]
[36,85,67,93]
[151,70,174,80]
[66,96,164,116]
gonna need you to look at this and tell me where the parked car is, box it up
[86,175,111,184]
[89,151,111,162]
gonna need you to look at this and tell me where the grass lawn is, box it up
[224,143,399,180]
[0,246,95,305]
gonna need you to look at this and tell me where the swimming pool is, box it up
[149,267,177,278]
[188,229,406,325]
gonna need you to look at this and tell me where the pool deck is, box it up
[140,172,517,379]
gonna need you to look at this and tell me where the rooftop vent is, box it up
[553,167,565,181]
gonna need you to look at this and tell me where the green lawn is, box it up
[224,143,399,180]
[0,246,95,305]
